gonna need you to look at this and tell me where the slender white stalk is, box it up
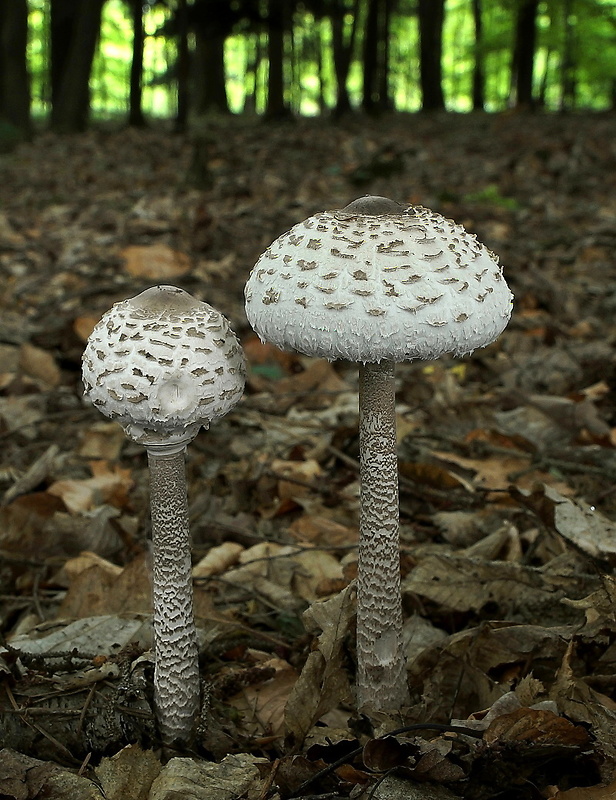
[356,360,409,712]
[147,447,200,745]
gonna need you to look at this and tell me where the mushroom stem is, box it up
[357,360,409,712]
[147,445,200,746]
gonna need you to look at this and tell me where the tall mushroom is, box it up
[245,196,513,714]
[82,285,245,745]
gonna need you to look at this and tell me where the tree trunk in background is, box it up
[265,0,291,119]
[471,0,484,110]
[331,0,359,114]
[511,0,538,108]
[560,0,576,110]
[362,0,390,113]
[0,0,31,137]
[376,0,392,110]
[175,0,190,132]
[51,0,105,132]
[418,0,445,111]
[128,0,145,126]
[193,33,230,114]
[362,0,378,112]
[50,0,75,110]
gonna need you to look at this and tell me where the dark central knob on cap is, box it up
[340,195,405,216]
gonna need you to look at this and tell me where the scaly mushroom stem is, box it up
[357,360,409,712]
[147,445,200,746]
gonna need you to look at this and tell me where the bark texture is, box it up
[356,361,409,712]
[148,449,200,746]
[418,0,446,111]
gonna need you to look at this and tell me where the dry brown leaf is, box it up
[149,753,267,800]
[363,736,415,772]
[60,551,123,584]
[284,583,355,749]
[553,780,616,799]
[95,744,161,800]
[225,542,303,611]
[270,458,323,499]
[229,657,297,737]
[193,542,244,578]
[512,484,616,563]
[2,444,60,505]
[57,553,152,618]
[120,243,191,279]
[47,460,133,513]
[484,707,590,748]
[0,748,57,799]
[399,460,473,492]
[550,642,616,781]
[73,313,100,344]
[292,548,344,602]
[77,422,126,460]
[404,552,591,622]
[289,514,357,546]
[19,342,61,387]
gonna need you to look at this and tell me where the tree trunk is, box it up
[362,0,379,112]
[193,32,230,114]
[265,0,291,119]
[50,0,75,109]
[560,0,576,110]
[175,0,190,133]
[331,0,359,115]
[471,0,484,110]
[376,0,392,111]
[0,0,31,137]
[128,0,145,126]
[418,0,445,111]
[511,0,538,108]
[51,0,106,132]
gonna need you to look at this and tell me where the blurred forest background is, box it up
[2,0,616,795]
[0,0,614,142]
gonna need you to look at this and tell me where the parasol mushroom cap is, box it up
[82,285,245,451]
[245,197,513,363]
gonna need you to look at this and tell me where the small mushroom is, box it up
[245,196,513,714]
[82,285,245,745]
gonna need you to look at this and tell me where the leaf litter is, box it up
[0,112,615,797]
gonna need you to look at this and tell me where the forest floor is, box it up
[0,111,615,800]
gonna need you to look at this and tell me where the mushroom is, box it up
[245,196,513,713]
[82,285,245,745]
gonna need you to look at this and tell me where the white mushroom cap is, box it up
[245,197,513,363]
[82,285,246,451]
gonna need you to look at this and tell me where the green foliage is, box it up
[463,184,521,210]
[24,0,616,121]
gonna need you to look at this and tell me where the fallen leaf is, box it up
[95,743,161,800]
[289,514,357,547]
[285,583,355,749]
[47,460,133,513]
[120,243,191,279]
[228,658,297,737]
[193,542,244,578]
[484,707,590,749]
[553,780,616,799]
[512,484,616,563]
[19,343,61,387]
[148,753,267,800]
